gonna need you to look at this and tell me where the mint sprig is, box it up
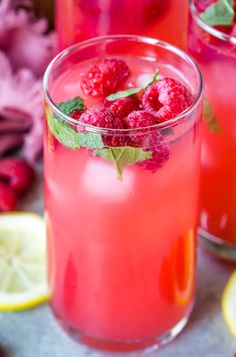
[57,96,85,115]
[106,69,159,101]
[200,0,234,26]
[46,109,103,150]
[203,99,220,133]
[47,94,154,179]
[95,147,152,180]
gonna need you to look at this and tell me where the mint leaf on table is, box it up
[57,96,85,115]
[203,99,220,133]
[46,109,103,150]
[95,146,152,180]
[106,69,159,101]
[199,0,234,26]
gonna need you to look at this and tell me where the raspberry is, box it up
[138,141,170,173]
[141,78,194,122]
[123,110,156,129]
[79,106,127,147]
[81,58,130,97]
[0,182,17,211]
[79,106,123,128]
[0,159,35,194]
[123,110,169,171]
[70,109,85,120]
[231,24,236,37]
[104,95,140,118]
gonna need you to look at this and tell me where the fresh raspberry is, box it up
[104,95,140,118]
[0,159,35,194]
[123,110,156,129]
[0,182,17,211]
[123,110,169,172]
[141,78,194,122]
[123,110,156,147]
[70,109,85,120]
[137,141,170,173]
[79,106,127,147]
[81,58,130,97]
[79,106,123,128]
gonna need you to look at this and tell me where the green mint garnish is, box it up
[203,99,220,133]
[106,69,159,101]
[46,109,103,150]
[57,96,85,115]
[95,147,152,180]
[200,0,234,26]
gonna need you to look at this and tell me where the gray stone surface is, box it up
[0,165,235,357]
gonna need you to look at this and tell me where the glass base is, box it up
[199,228,236,261]
[57,311,191,354]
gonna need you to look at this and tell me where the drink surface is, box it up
[56,0,188,50]
[45,53,201,349]
[188,1,236,244]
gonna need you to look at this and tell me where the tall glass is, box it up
[56,0,188,50]
[43,35,203,352]
[188,1,236,260]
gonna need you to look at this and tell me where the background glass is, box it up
[188,0,236,260]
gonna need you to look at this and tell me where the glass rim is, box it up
[189,0,236,45]
[43,34,203,134]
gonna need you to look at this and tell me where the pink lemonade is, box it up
[188,0,236,258]
[44,37,202,351]
[56,0,188,50]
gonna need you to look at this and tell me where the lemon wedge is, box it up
[0,212,48,311]
[222,270,236,338]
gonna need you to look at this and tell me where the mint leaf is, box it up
[95,146,152,180]
[200,0,234,26]
[57,96,85,115]
[106,88,142,101]
[106,69,159,101]
[203,99,220,133]
[78,131,103,149]
[46,109,103,150]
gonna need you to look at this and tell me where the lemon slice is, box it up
[0,212,48,311]
[222,271,236,338]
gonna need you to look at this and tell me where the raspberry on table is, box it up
[79,106,127,147]
[81,58,130,97]
[0,159,35,194]
[104,95,140,118]
[0,182,17,211]
[141,78,194,122]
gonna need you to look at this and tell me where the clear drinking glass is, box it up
[56,0,189,50]
[43,35,203,352]
[188,0,236,260]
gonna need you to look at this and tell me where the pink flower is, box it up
[0,51,43,161]
[0,0,56,76]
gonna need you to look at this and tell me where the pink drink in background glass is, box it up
[188,0,236,260]
[56,0,188,50]
[44,36,203,352]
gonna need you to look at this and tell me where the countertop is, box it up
[0,165,235,357]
